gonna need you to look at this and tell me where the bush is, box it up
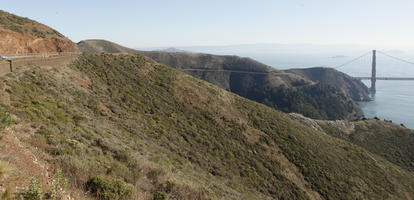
[0,107,12,130]
[50,169,68,200]
[153,191,168,200]
[86,176,134,200]
[20,176,44,200]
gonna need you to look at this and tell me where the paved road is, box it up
[0,53,80,76]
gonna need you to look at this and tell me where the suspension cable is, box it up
[334,51,371,69]
[377,51,414,66]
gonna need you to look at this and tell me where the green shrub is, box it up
[0,107,12,130]
[153,191,168,200]
[20,176,44,200]
[50,169,68,200]
[86,176,134,200]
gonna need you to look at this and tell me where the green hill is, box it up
[0,10,65,39]
[286,67,371,101]
[1,53,413,199]
[316,118,414,172]
[140,51,363,120]
[77,40,365,120]
[78,39,139,54]
[0,10,79,54]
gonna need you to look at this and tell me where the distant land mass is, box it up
[1,11,414,200]
[138,43,373,55]
[330,55,348,58]
[286,67,370,101]
[80,39,368,120]
[77,39,137,54]
[157,47,187,53]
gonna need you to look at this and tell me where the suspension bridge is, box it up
[180,50,414,93]
[2,50,414,93]
[335,50,414,92]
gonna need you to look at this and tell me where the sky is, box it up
[1,0,414,49]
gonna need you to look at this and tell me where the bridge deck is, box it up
[354,77,414,80]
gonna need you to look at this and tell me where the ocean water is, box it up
[358,80,414,128]
[243,52,414,129]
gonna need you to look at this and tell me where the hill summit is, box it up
[0,10,78,54]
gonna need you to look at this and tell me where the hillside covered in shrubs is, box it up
[0,54,413,199]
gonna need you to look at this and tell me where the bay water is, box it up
[245,52,414,129]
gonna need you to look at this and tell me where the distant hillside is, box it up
[319,118,414,172]
[78,39,139,54]
[140,51,364,120]
[0,53,413,199]
[286,67,371,101]
[0,10,78,54]
[157,47,187,52]
[76,40,365,120]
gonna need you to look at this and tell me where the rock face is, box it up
[286,67,371,101]
[0,10,78,54]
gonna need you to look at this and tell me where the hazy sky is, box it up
[2,0,414,49]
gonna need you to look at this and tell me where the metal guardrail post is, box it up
[7,60,12,72]
[8,60,12,72]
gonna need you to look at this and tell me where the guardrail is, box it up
[0,52,81,60]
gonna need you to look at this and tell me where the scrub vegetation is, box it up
[1,53,413,199]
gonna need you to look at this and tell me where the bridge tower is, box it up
[370,50,376,93]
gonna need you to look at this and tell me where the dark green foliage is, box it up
[321,119,414,172]
[229,72,357,120]
[141,51,362,120]
[0,106,12,129]
[153,191,168,200]
[3,54,414,199]
[0,10,31,33]
[86,176,134,200]
[0,10,65,39]
[236,99,414,199]
[261,83,356,120]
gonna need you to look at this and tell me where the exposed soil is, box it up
[0,29,79,55]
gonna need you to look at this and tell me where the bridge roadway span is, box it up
[180,69,414,81]
[2,53,414,81]
[354,77,414,81]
